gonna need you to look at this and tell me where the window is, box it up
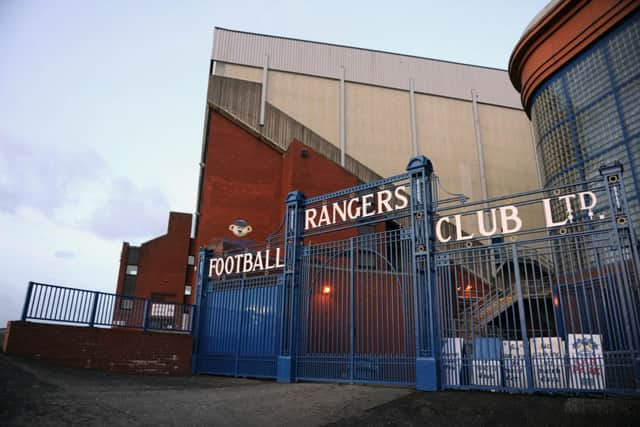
[126,265,138,275]
[188,255,195,266]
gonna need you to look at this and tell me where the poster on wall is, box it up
[568,334,606,390]
[503,340,528,388]
[530,337,566,389]
[471,337,502,387]
[441,338,464,386]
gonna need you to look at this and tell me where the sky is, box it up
[0,0,550,326]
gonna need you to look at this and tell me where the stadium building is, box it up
[106,0,639,393]
[116,28,541,306]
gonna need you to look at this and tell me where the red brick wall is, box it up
[135,212,193,302]
[115,242,129,295]
[3,321,192,375]
[195,111,361,252]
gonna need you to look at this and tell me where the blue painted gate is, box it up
[192,156,640,395]
[193,272,284,378]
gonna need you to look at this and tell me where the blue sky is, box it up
[0,0,549,326]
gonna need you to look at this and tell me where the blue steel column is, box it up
[599,163,640,386]
[192,248,212,375]
[407,155,441,391]
[21,281,34,321]
[277,190,306,383]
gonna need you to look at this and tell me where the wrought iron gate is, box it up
[296,230,416,385]
[436,164,640,394]
[192,156,640,395]
[193,249,284,378]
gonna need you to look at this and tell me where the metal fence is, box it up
[191,156,639,395]
[435,165,640,395]
[21,281,195,333]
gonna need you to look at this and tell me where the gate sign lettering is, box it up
[208,248,284,277]
[436,191,601,243]
[304,186,410,230]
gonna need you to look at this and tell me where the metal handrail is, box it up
[21,281,195,333]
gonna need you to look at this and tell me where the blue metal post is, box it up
[512,246,534,393]
[88,291,99,327]
[142,300,149,331]
[21,281,34,321]
[407,155,440,391]
[192,248,212,375]
[599,163,640,386]
[277,190,305,383]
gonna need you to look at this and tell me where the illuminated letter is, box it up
[347,198,361,220]
[377,190,393,214]
[499,205,523,234]
[542,198,568,227]
[477,209,498,237]
[436,217,451,243]
[215,259,224,276]
[275,247,285,268]
[305,208,318,230]
[224,256,234,275]
[243,253,253,273]
[394,186,409,209]
[362,193,375,217]
[265,249,274,269]
[208,259,215,277]
[234,254,243,274]
[558,194,577,223]
[253,251,264,271]
[454,214,474,241]
[332,200,348,224]
[317,205,331,226]
[578,191,597,219]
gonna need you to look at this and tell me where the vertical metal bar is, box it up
[259,55,268,127]
[21,281,34,321]
[236,277,246,377]
[142,299,149,331]
[512,245,534,392]
[339,66,346,167]
[409,78,418,157]
[88,291,99,327]
[350,237,355,383]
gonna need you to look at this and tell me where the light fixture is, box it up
[465,284,472,291]
[322,286,331,295]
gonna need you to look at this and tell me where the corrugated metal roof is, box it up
[212,27,522,109]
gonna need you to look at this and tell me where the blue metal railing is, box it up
[21,282,195,333]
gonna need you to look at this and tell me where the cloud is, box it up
[84,176,169,240]
[0,132,172,242]
[54,250,76,259]
[0,132,107,215]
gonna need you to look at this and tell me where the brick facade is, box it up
[3,321,192,375]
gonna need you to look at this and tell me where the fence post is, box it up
[599,163,640,385]
[407,155,440,391]
[512,245,535,393]
[142,299,149,331]
[277,190,305,383]
[21,281,35,321]
[88,291,99,327]
[192,248,212,374]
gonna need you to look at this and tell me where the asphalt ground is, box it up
[1,353,639,426]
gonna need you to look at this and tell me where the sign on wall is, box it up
[503,340,528,388]
[471,337,502,387]
[441,338,464,386]
[568,334,606,390]
[530,337,566,389]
